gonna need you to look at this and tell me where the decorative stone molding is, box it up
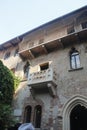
[22,97,44,123]
[62,94,87,130]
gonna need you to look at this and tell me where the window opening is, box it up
[34,105,42,128]
[24,61,30,78]
[70,47,80,69]
[4,52,10,60]
[24,62,30,78]
[40,62,49,71]
[81,21,87,29]
[14,48,19,56]
[67,26,75,34]
[24,106,32,123]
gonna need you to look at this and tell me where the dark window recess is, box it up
[85,46,87,53]
[40,62,49,71]
[81,21,87,29]
[14,49,19,56]
[4,52,10,60]
[34,105,42,128]
[70,47,80,69]
[67,26,75,34]
[25,106,32,123]
[24,61,30,78]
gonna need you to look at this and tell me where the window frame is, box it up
[39,62,49,71]
[70,48,80,70]
[81,21,87,29]
[67,26,75,34]
[34,105,42,128]
[4,52,10,60]
[24,105,32,123]
[23,61,30,78]
[14,48,19,57]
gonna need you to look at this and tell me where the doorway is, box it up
[70,104,87,130]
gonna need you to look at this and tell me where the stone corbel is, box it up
[29,86,35,99]
[47,83,56,97]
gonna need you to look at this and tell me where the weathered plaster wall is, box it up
[0,7,87,129]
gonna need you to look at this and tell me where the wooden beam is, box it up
[42,45,48,54]
[58,39,64,48]
[29,50,35,58]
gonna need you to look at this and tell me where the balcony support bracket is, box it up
[47,83,56,97]
[42,45,48,54]
[58,39,64,48]
[29,50,35,58]
[29,86,35,99]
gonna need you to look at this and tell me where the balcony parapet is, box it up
[28,68,56,86]
[28,68,57,97]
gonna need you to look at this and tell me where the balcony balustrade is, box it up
[28,68,57,97]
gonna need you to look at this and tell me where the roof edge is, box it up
[0,5,87,47]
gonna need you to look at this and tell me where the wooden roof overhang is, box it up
[0,37,22,51]
[19,28,87,60]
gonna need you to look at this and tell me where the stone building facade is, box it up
[0,5,87,130]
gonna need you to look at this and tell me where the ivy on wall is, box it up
[0,60,20,129]
[11,71,20,91]
[0,60,14,104]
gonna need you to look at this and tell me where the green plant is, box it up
[10,71,20,91]
[0,104,16,130]
[0,60,14,104]
[0,60,20,129]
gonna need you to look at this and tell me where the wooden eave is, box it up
[19,28,87,60]
[0,37,22,51]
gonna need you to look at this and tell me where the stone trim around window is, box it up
[62,95,87,130]
[68,67,83,72]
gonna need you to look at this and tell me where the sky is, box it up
[0,0,87,44]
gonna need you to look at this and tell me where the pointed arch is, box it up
[23,61,30,78]
[63,95,87,130]
[24,105,32,123]
[69,47,80,69]
[22,97,44,127]
[34,105,42,128]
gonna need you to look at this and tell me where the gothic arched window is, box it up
[14,48,19,56]
[34,105,42,128]
[24,105,32,123]
[24,61,30,78]
[70,47,80,69]
[4,52,10,60]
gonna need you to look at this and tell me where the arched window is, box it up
[14,48,19,56]
[4,52,10,60]
[70,47,80,69]
[24,61,30,78]
[34,105,42,128]
[63,95,87,130]
[24,106,32,123]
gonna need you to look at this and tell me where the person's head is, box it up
[18,123,34,130]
